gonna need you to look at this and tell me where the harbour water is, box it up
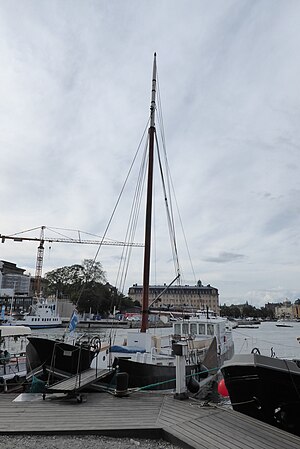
[232,320,300,359]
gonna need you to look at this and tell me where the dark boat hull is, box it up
[113,356,208,391]
[27,336,95,376]
[221,353,300,436]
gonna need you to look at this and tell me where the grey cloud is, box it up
[204,252,245,264]
[1,1,300,306]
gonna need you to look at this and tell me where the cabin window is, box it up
[174,323,181,335]
[198,324,205,334]
[182,323,189,334]
[207,324,214,335]
[190,323,197,335]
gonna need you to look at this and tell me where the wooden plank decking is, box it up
[0,392,299,449]
[46,368,110,393]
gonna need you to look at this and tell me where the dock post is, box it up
[172,342,188,400]
[115,371,129,397]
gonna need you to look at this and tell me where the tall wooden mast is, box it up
[141,53,157,333]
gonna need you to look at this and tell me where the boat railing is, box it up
[0,353,26,377]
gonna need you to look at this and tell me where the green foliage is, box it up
[220,303,275,319]
[78,283,111,315]
[44,259,106,298]
[220,305,241,318]
[44,259,136,316]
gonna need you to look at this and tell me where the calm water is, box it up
[232,321,300,359]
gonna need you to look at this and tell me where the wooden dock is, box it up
[0,391,299,449]
[45,368,110,395]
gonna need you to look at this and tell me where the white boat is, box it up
[173,309,234,364]
[8,298,62,329]
[0,325,31,391]
[112,311,234,391]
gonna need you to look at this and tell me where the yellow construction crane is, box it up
[0,225,143,296]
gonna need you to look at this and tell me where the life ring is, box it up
[90,337,101,352]
[251,347,261,354]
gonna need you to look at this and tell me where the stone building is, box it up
[274,300,300,320]
[128,282,220,314]
[292,303,300,319]
[275,300,292,319]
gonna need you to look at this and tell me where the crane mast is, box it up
[34,226,45,296]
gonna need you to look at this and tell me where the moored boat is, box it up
[112,311,234,390]
[221,351,300,436]
[0,325,31,392]
[109,55,234,392]
[7,298,62,329]
[26,332,110,382]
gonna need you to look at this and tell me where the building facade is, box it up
[275,300,300,320]
[0,260,31,295]
[0,260,32,313]
[128,282,220,314]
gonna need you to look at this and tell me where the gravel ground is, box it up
[0,435,181,449]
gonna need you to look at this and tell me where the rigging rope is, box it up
[156,74,197,285]
[115,136,148,295]
[74,119,150,307]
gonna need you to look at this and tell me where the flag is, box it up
[69,309,78,333]
[1,305,5,321]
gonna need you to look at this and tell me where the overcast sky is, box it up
[1,0,300,307]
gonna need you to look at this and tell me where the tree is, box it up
[220,304,241,318]
[260,306,274,320]
[78,283,111,315]
[44,259,136,316]
[44,259,106,300]
[241,304,258,318]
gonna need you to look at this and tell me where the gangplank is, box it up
[43,367,112,402]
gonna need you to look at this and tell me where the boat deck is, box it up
[0,392,299,449]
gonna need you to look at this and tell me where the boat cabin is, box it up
[172,316,232,357]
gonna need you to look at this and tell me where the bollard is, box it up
[115,371,129,397]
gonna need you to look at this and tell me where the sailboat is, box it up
[26,54,233,392]
[110,54,234,391]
